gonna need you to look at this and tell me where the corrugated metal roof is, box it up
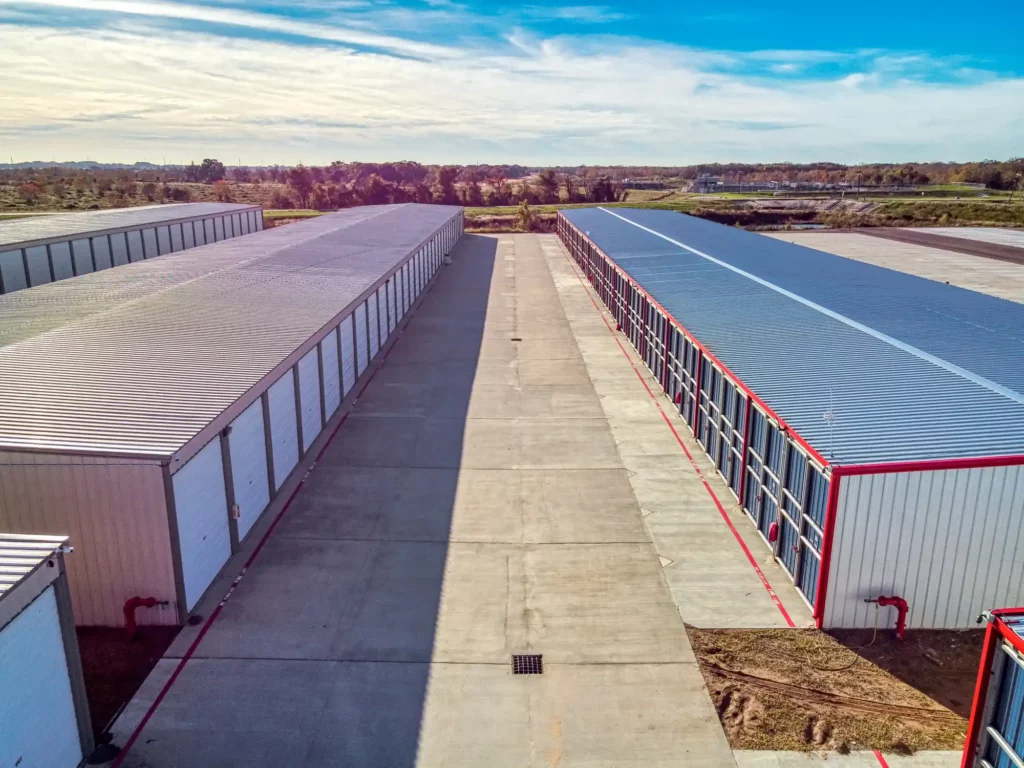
[562,207,1024,465]
[0,202,259,249]
[0,533,68,601]
[917,227,1024,249]
[0,204,460,458]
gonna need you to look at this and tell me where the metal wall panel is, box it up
[127,230,145,262]
[142,228,158,258]
[298,349,322,452]
[214,217,225,242]
[340,314,356,396]
[368,292,380,359]
[355,302,369,374]
[396,268,405,320]
[241,213,251,235]
[71,240,93,275]
[0,251,27,293]
[203,219,215,244]
[182,223,195,249]
[231,213,241,236]
[0,585,82,767]
[268,373,299,490]
[322,329,341,417]
[386,280,396,332]
[92,236,112,269]
[25,245,50,286]
[227,399,270,541]
[110,232,130,266]
[827,466,1024,629]
[171,437,231,611]
[0,452,177,626]
[49,242,74,280]
[170,224,184,252]
[194,222,206,246]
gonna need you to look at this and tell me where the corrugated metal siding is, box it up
[0,204,462,459]
[0,453,177,626]
[268,374,299,490]
[298,349,322,452]
[227,400,270,542]
[322,330,341,417]
[0,533,67,600]
[340,315,355,396]
[826,467,1024,628]
[355,302,369,376]
[368,291,380,359]
[561,208,1024,464]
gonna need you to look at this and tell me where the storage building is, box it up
[0,202,263,295]
[559,207,1024,630]
[0,534,93,766]
[0,203,464,627]
[963,608,1024,768]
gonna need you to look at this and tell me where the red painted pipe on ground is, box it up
[124,597,167,640]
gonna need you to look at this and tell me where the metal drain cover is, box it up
[512,654,543,674]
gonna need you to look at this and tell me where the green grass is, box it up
[263,209,325,220]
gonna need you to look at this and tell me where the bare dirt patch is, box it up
[688,626,981,753]
[77,626,179,737]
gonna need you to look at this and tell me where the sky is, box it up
[0,0,1021,165]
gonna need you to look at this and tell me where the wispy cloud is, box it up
[0,1,1021,164]
[521,5,627,24]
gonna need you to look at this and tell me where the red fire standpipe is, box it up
[868,595,909,640]
[123,597,168,640]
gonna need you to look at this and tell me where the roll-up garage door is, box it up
[203,219,216,244]
[0,586,82,768]
[298,349,322,453]
[340,315,356,395]
[25,246,50,286]
[170,225,184,252]
[172,438,231,611]
[183,223,196,249]
[215,217,225,242]
[355,303,369,374]
[396,270,405,321]
[127,230,145,262]
[71,240,93,274]
[0,251,27,293]
[142,228,158,257]
[228,399,270,541]
[386,282,396,334]
[368,293,380,360]
[268,373,299,490]
[242,213,251,235]
[322,330,341,418]
[111,233,130,265]
[92,236,112,269]
[49,242,74,280]
[157,226,172,255]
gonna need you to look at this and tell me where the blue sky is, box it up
[0,0,1021,164]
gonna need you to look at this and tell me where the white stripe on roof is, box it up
[599,207,1024,408]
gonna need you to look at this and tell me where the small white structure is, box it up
[0,533,93,766]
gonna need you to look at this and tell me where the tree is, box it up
[270,190,294,209]
[535,169,559,204]
[564,175,579,203]
[434,166,459,205]
[198,158,226,183]
[287,165,314,208]
[516,200,533,232]
[230,167,251,183]
[141,182,158,201]
[18,183,40,205]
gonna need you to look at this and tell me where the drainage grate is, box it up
[510,337,522,342]
[511,654,543,674]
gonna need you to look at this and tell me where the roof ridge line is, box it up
[598,206,1024,409]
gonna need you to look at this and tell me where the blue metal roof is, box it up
[562,207,1024,466]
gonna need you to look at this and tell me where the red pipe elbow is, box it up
[876,595,909,640]
[123,596,166,640]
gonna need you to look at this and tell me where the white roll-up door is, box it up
[110,233,130,265]
[71,240,93,274]
[228,400,270,541]
[203,219,215,243]
[172,438,231,611]
[322,331,341,418]
[268,373,299,490]
[194,221,206,246]
[183,223,196,249]
[340,315,355,395]
[142,228,158,258]
[215,217,225,242]
[127,230,145,262]
[49,242,74,280]
[368,292,380,359]
[385,282,395,334]
[396,270,405,321]
[241,213,251,235]
[92,236,112,269]
[232,213,242,235]
[170,224,184,252]
[0,586,82,768]
[355,303,368,375]
[157,226,172,254]
[0,251,27,293]
[256,211,264,231]
[298,349,322,453]
[25,246,50,286]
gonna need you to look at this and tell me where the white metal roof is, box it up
[916,227,1024,249]
[0,203,261,250]
[0,204,461,459]
[0,533,68,602]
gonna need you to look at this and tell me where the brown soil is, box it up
[688,626,982,753]
[77,626,179,737]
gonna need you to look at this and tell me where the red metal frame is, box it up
[837,454,1024,477]
[812,469,844,626]
[962,611,1024,768]
[737,396,753,504]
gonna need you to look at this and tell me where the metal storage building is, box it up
[0,534,93,766]
[559,207,1024,630]
[0,202,263,295]
[963,608,1024,768]
[0,203,464,627]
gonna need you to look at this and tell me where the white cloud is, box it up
[0,12,1021,164]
